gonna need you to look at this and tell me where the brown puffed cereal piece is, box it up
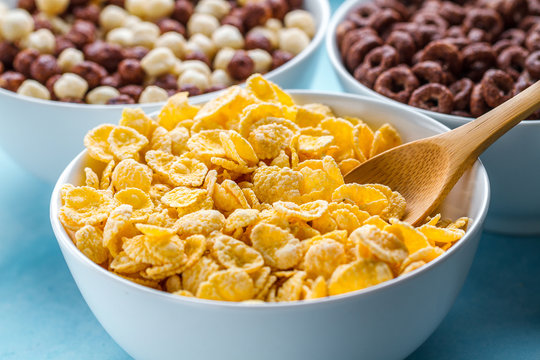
[33,14,53,31]
[267,0,289,20]
[409,83,454,114]
[14,49,40,78]
[119,85,143,102]
[172,0,194,25]
[117,59,145,85]
[30,55,61,84]
[245,33,273,53]
[242,3,272,30]
[18,0,36,12]
[185,51,211,68]
[84,41,123,72]
[55,36,76,57]
[0,71,26,92]
[72,61,108,89]
[154,74,179,90]
[0,42,19,68]
[122,46,150,61]
[157,18,186,36]
[45,74,61,98]
[101,72,123,88]
[106,94,135,104]
[179,84,202,96]
[271,50,293,70]
[66,20,97,48]
[228,50,254,80]
[73,4,101,24]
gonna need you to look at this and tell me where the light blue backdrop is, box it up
[1,1,539,359]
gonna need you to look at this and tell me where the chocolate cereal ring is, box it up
[513,71,533,94]
[368,8,402,35]
[340,28,377,58]
[345,34,383,71]
[480,69,515,107]
[462,42,497,81]
[525,28,540,52]
[492,39,516,55]
[412,61,446,85]
[497,46,529,79]
[463,8,504,42]
[408,83,454,114]
[470,84,491,117]
[496,0,529,27]
[386,30,416,63]
[449,78,474,110]
[499,28,526,45]
[439,2,466,25]
[336,20,357,48]
[420,40,462,74]
[354,45,399,87]
[374,66,419,103]
[347,3,379,27]
[525,51,540,78]
[412,13,448,33]
[374,0,410,19]
[518,16,540,32]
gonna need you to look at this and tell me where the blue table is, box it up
[1,2,540,358]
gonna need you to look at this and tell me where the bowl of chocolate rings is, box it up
[327,0,540,234]
[50,76,489,360]
[0,0,329,183]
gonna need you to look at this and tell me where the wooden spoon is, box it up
[345,80,540,226]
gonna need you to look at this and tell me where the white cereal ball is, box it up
[53,73,89,100]
[278,28,310,55]
[247,49,272,73]
[171,58,184,76]
[265,18,283,32]
[212,25,244,49]
[155,32,187,59]
[17,79,50,100]
[100,5,128,31]
[210,69,233,87]
[125,0,174,21]
[131,21,160,48]
[141,47,177,77]
[248,27,278,48]
[178,69,209,90]
[177,60,212,76]
[86,86,121,104]
[195,0,231,19]
[1,9,34,42]
[123,15,142,29]
[106,27,134,47]
[23,28,56,54]
[187,33,216,58]
[36,0,69,16]
[57,48,84,72]
[49,16,70,35]
[139,85,169,103]
[213,47,235,70]
[187,13,219,38]
[284,10,316,38]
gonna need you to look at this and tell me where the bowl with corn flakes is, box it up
[50,76,490,360]
[0,0,329,183]
[326,0,540,234]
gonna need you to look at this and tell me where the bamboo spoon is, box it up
[345,80,540,226]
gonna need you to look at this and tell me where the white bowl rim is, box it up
[50,90,490,309]
[0,0,330,110]
[325,0,540,126]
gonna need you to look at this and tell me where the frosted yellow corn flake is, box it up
[60,74,469,303]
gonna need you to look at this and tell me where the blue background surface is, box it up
[1,1,540,358]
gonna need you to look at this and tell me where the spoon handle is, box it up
[443,80,540,164]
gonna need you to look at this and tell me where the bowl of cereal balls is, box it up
[0,0,328,183]
[327,0,540,234]
[50,76,489,360]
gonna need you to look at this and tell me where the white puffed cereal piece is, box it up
[213,47,235,70]
[212,25,244,49]
[106,27,134,47]
[187,13,219,37]
[141,47,177,77]
[125,0,174,21]
[57,48,84,72]
[278,28,310,55]
[210,69,233,87]
[1,9,34,42]
[22,28,56,54]
[17,79,50,100]
[131,21,160,48]
[99,5,128,31]
[187,33,217,58]
[49,16,70,35]
[178,69,209,90]
[36,0,69,16]
[86,86,121,104]
[195,0,231,19]
[155,32,187,58]
[123,15,142,29]
[177,60,212,76]
[248,27,278,48]
[171,58,184,76]
[284,10,316,38]
[247,49,272,73]
[139,85,168,103]
[265,18,283,32]
[53,73,89,100]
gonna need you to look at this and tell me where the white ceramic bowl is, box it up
[50,92,489,360]
[326,0,540,234]
[0,0,329,184]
